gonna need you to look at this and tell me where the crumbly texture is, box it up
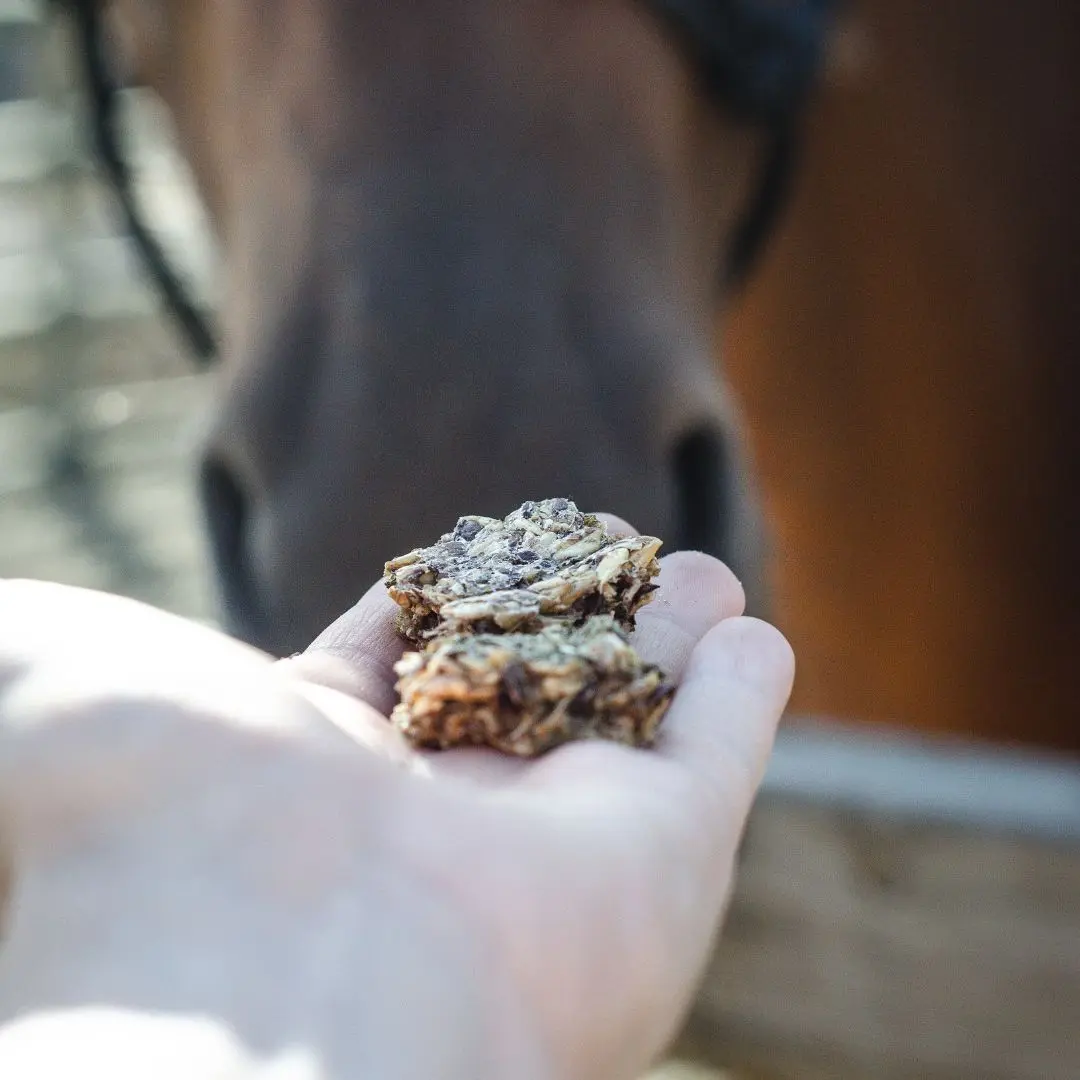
[385,498,673,757]
[384,498,662,642]
[391,617,675,757]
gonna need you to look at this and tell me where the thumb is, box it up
[658,616,795,836]
[277,580,406,715]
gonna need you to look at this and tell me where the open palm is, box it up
[0,519,792,1080]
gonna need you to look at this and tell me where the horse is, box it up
[67,0,833,656]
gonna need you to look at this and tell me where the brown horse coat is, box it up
[96,0,807,654]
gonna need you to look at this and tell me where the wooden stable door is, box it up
[724,1,1080,753]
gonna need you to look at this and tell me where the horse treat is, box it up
[384,499,673,756]
[384,498,663,642]
[392,617,674,757]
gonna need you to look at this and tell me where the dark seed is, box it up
[577,593,604,616]
[501,662,531,707]
[568,684,597,715]
[649,682,677,707]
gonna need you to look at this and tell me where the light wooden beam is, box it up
[682,719,1080,1080]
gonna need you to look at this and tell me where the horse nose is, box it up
[199,454,272,649]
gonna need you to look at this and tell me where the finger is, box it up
[594,512,637,538]
[279,579,405,715]
[516,553,745,793]
[657,616,795,820]
[631,551,745,680]
[289,680,415,766]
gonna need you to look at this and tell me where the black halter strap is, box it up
[64,0,218,365]
[647,0,834,285]
[64,0,833,365]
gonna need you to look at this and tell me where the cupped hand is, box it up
[0,518,793,1080]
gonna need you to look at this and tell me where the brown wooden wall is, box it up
[723,1,1080,753]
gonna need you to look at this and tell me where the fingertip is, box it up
[656,550,746,620]
[594,512,638,537]
[656,616,796,815]
[689,616,795,699]
[629,551,745,679]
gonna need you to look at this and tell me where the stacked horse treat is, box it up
[384,499,675,756]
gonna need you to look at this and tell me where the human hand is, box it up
[0,518,794,1080]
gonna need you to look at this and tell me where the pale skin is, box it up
[0,517,794,1080]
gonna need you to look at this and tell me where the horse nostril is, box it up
[199,455,267,646]
[673,424,769,616]
[672,425,729,556]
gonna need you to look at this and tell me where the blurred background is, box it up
[0,2,1077,1079]
[723,2,1079,756]
[0,0,217,625]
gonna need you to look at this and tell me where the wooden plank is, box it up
[682,721,1080,1080]
[763,719,1080,843]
